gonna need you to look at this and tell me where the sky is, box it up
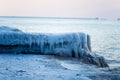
[0,0,120,19]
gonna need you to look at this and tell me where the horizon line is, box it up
[0,16,107,20]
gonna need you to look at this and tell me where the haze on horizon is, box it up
[0,0,120,20]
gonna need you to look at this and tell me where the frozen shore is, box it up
[0,26,120,80]
[0,54,120,80]
[0,26,108,67]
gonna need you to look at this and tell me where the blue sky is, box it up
[0,0,120,19]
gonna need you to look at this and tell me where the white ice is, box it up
[0,26,91,58]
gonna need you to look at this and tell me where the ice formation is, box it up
[0,26,108,67]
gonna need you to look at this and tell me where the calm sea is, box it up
[0,17,120,68]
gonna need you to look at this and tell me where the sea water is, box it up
[0,17,120,68]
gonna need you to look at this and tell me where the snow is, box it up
[0,54,105,80]
[0,54,119,80]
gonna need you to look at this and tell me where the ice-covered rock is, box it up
[0,26,108,67]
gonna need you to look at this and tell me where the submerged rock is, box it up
[0,26,109,67]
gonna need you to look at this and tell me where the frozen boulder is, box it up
[0,26,108,67]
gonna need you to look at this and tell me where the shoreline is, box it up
[0,54,119,80]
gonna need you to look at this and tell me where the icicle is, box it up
[40,35,43,51]
[87,34,91,52]
[29,35,32,48]
[49,42,52,51]
[61,39,63,48]
[82,33,89,52]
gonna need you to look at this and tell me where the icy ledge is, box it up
[0,26,108,67]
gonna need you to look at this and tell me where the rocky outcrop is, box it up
[0,26,109,67]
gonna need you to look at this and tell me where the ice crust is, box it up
[0,26,108,67]
[0,26,91,57]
